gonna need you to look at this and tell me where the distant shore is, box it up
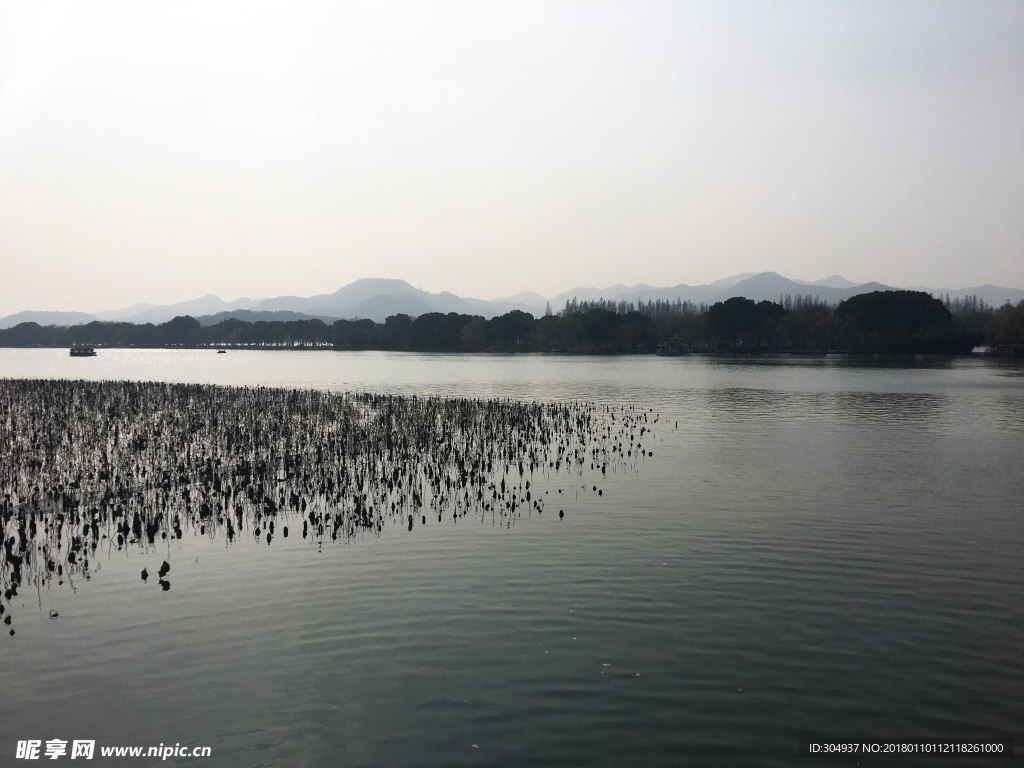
[4,344,1022,359]
[1,290,1021,356]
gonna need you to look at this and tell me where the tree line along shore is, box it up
[2,290,1022,355]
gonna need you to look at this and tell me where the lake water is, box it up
[1,349,1022,767]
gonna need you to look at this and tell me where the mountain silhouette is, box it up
[3,273,1022,330]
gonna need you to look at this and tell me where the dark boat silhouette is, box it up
[69,346,97,357]
[655,337,689,356]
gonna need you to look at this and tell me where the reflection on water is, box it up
[1,379,655,637]
[0,352,1021,767]
[698,387,948,425]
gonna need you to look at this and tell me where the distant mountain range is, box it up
[3,273,1023,330]
[544,272,1023,312]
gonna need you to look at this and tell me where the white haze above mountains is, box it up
[3,273,1023,330]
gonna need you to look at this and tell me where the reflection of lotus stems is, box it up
[2,379,652,636]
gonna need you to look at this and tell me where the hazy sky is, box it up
[1,1,1022,314]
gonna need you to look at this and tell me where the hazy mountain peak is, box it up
[811,275,860,289]
[329,277,417,295]
[0,311,99,330]
[93,302,158,321]
[708,272,758,288]
[492,291,548,308]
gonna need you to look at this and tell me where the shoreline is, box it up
[1,345,1019,357]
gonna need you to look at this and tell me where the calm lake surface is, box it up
[1,349,1022,767]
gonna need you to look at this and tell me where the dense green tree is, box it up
[778,303,836,351]
[486,310,535,349]
[986,301,1024,346]
[706,297,785,348]
[332,318,376,349]
[380,314,414,350]
[461,317,488,351]
[614,311,657,351]
[158,316,203,346]
[410,313,474,352]
[835,291,953,351]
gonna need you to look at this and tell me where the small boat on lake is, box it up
[655,337,689,356]
[69,346,97,357]
[217,349,227,354]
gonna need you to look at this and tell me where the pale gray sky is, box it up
[1,0,1022,315]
